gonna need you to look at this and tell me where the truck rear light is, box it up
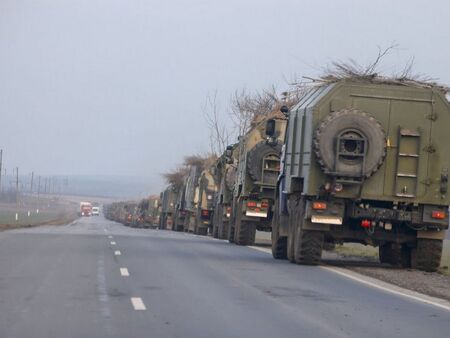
[360,219,371,228]
[201,210,209,217]
[432,211,446,219]
[247,201,257,208]
[260,200,269,208]
[312,202,327,210]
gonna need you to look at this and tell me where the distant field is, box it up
[0,197,78,230]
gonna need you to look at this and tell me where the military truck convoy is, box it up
[106,75,449,272]
[105,196,160,228]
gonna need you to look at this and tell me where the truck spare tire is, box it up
[246,141,282,182]
[313,108,386,178]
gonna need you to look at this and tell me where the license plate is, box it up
[311,215,342,225]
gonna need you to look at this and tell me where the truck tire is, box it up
[234,200,256,245]
[235,221,256,245]
[313,108,386,178]
[227,224,235,243]
[286,197,298,263]
[220,221,229,239]
[271,198,287,259]
[246,142,282,182]
[379,243,411,268]
[290,195,323,265]
[294,230,324,265]
[412,239,443,272]
[212,220,219,238]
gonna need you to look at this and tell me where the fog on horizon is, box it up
[1,0,449,194]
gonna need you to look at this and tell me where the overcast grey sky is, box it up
[0,0,449,191]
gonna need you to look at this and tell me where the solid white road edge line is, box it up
[321,266,450,312]
[131,297,146,310]
[114,250,121,256]
[247,245,450,312]
[120,268,130,277]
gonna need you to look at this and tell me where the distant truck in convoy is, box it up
[79,202,92,216]
[212,144,238,239]
[184,165,204,234]
[92,206,100,216]
[159,186,178,230]
[271,78,450,272]
[194,166,218,235]
[229,114,287,245]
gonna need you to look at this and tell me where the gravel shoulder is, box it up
[323,241,450,302]
[255,231,450,301]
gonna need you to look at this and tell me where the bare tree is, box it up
[229,86,282,136]
[162,166,189,189]
[203,91,231,156]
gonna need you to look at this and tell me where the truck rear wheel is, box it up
[271,199,287,259]
[227,223,235,243]
[294,230,324,265]
[234,200,256,245]
[412,239,443,272]
[235,221,256,245]
[212,223,219,238]
[289,195,323,265]
[212,205,222,238]
[379,243,411,268]
[219,219,229,239]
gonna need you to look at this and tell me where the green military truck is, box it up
[183,165,204,234]
[194,166,218,235]
[270,78,450,271]
[173,181,188,232]
[159,186,178,230]
[212,145,238,239]
[229,115,287,245]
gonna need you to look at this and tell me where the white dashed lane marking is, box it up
[131,297,146,311]
[110,241,116,245]
[108,235,113,239]
[114,250,121,256]
[120,268,130,277]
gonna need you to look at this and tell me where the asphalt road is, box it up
[0,216,449,338]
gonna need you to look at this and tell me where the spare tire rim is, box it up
[337,129,366,164]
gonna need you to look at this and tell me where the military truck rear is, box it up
[212,145,238,239]
[183,165,204,234]
[159,186,178,230]
[173,181,188,232]
[194,166,218,235]
[230,116,286,245]
[271,79,450,271]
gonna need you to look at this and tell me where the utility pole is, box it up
[30,171,34,194]
[37,175,41,213]
[15,167,19,221]
[0,149,3,195]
